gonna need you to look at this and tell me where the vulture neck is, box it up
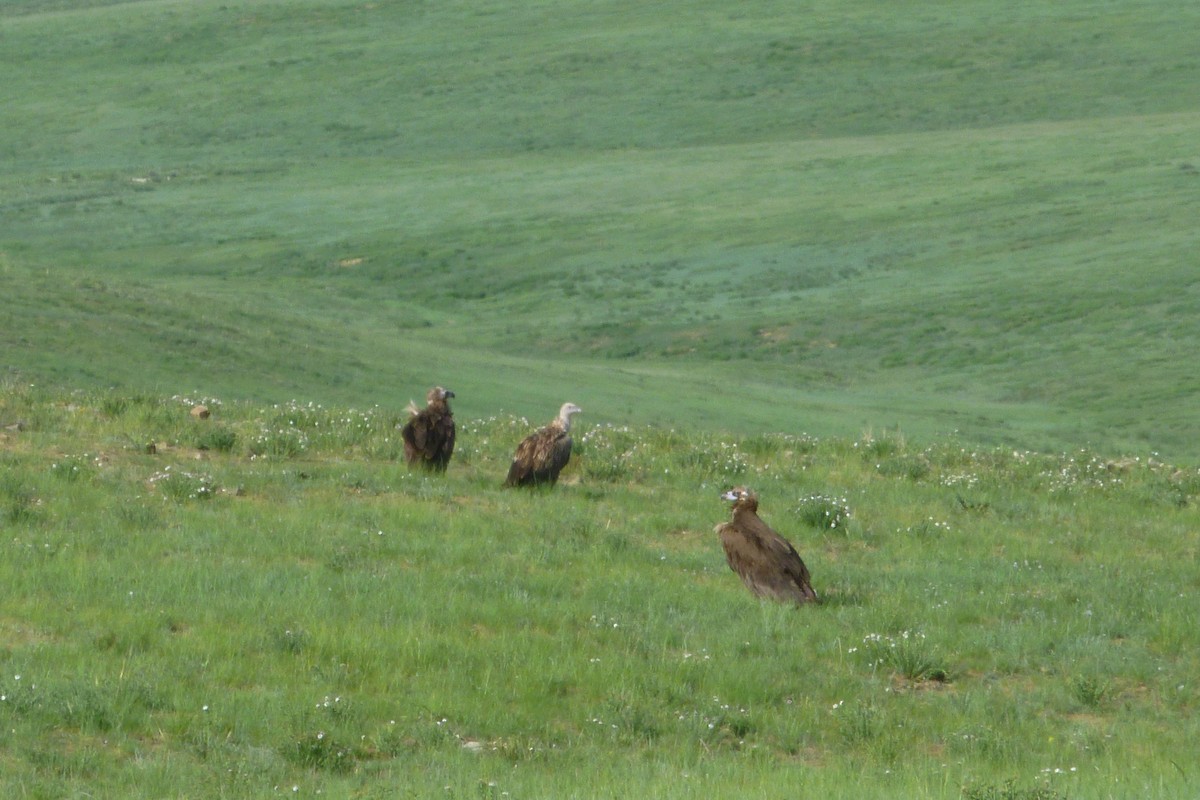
[732,497,759,518]
[555,412,575,433]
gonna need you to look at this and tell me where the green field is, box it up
[2,388,1198,798]
[3,0,1199,457]
[3,0,1200,796]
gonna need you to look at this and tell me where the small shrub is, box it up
[314,694,351,720]
[49,454,95,482]
[271,628,309,655]
[195,426,237,453]
[99,395,129,418]
[795,493,852,530]
[674,442,748,477]
[577,424,645,482]
[286,729,358,773]
[248,427,309,458]
[583,452,630,482]
[739,433,786,458]
[854,631,948,682]
[591,694,661,744]
[835,701,881,745]
[149,467,216,501]
[372,716,459,755]
[1071,675,1109,708]
[858,429,905,458]
[326,544,360,573]
[875,454,931,481]
[0,673,45,716]
[602,530,630,555]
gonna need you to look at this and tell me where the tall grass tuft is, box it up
[794,493,852,530]
[854,631,949,682]
[1,474,39,525]
[194,425,237,453]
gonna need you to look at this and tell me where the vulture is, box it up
[400,386,456,472]
[714,487,818,604]
[503,402,582,487]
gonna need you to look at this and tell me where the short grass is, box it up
[3,0,1200,457]
[2,386,1198,797]
[5,3,1200,796]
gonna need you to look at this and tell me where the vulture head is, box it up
[557,402,583,431]
[428,386,455,403]
[721,486,759,512]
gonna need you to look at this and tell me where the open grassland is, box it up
[3,0,1200,457]
[1,386,1199,798]
[4,2,1200,797]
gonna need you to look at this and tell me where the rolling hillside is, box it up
[3,0,1199,457]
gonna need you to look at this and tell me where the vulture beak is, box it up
[721,489,740,501]
[444,390,455,399]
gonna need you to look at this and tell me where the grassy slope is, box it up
[1,388,1199,797]
[4,0,1200,456]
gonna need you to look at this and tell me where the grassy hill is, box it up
[1,387,1198,797]
[3,4,1200,793]
[4,0,1200,457]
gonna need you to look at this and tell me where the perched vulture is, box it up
[503,402,582,487]
[714,487,818,604]
[400,386,456,472]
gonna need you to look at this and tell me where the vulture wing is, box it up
[544,433,573,483]
[504,431,541,486]
[432,414,456,469]
[401,415,426,454]
[505,428,572,486]
[719,513,817,604]
[402,408,455,471]
[716,522,764,584]
[748,514,817,603]
[401,415,426,463]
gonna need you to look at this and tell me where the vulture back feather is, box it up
[714,487,818,604]
[401,386,456,472]
[504,402,582,487]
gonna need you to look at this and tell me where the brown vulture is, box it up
[503,402,582,487]
[400,386,456,472]
[714,487,818,604]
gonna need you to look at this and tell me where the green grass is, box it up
[1,386,1199,797]
[2,0,1200,457]
[2,2,1200,791]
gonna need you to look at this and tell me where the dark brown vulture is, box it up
[714,487,818,604]
[503,402,582,487]
[400,386,456,472]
